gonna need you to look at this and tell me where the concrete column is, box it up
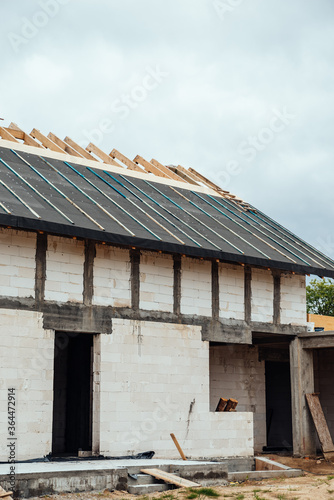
[289,337,316,456]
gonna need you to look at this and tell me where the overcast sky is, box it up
[1,0,334,267]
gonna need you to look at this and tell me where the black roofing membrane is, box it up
[0,146,334,277]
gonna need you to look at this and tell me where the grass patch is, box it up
[253,494,267,500]
[186,488,220,498]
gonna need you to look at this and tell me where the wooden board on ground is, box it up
[141,468,200,488]
[306,393,334,460]
[0,485,13,500]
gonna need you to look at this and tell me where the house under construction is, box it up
[0,122,334,463]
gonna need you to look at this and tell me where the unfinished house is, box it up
[0,123,333,464]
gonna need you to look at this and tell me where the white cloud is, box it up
[0,0,334,256]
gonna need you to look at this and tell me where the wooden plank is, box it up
[0,492,13,499]
[177,165,207,186]
[225,398,238,412]
[8,122,43,148]
[170,433,187,460]
[215,397,228,412]
[188,167,230,193]
[48,132,83,158]
[140,468,200,488]
[0,485,13,500]
[134,155,174,179]
[111,149,144,172]
[255,457,284,471]
[0,127,18,143]
[86,143,120,166]
[170,166,199,185]
[151,158,187,182]
[306,393,334,458]
[64,137,98,161]
[30,129,64,153]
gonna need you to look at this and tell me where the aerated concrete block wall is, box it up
[93,245,131,307]
[251,268,274,323]
[45,235,85,302]
[140,251,173,312]
[181,257,211,316]
[0,228,36,298]
[280,273,306,325]
[99,319,254,458]
[209,344,266,452]
[0,309,54,461]
[219,262,245,320]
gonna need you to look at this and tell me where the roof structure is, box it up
[0,122,333,277]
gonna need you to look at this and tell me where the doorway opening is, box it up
[52,332,94,455]
[265,360,293,451]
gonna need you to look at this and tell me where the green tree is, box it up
[306,278,334,315]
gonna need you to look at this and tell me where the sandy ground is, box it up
[27,455,334,500]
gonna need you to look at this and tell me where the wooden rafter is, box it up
[169,166,199,185]
[111,149,144,172]
[0,127,18,143]
[151,158,186,183]
[86,143,120,166]
[64,137,98,161]
[0,123,247,205]
[48,132,83,158]
[134,155,174,180]
[8,122,43,148]
[176,164,206,185]
[188,166,234,196]
[30,129,64,153]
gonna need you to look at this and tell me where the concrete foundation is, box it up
[0,457,302,498]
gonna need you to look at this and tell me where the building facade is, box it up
[0,128,333,461]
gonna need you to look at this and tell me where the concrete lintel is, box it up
[299,330,334,337]
[301,335,334,349]
[0,296,309,341]
[202,319,252,344]
[251,322,306,335]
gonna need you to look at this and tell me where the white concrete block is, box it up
[45,235,84,303]
[181,257,211,316]
[281,273,306,325]
[98,319,253,458]
[140,251,173,312]
[0,309,54,461]
[93,245,131,307]
[251,268,273,323]
[0,228,36,298]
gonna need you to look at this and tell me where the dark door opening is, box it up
[264,360,293,451]
[52,332,93,455]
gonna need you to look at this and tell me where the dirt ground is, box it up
[28,455,334,500]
